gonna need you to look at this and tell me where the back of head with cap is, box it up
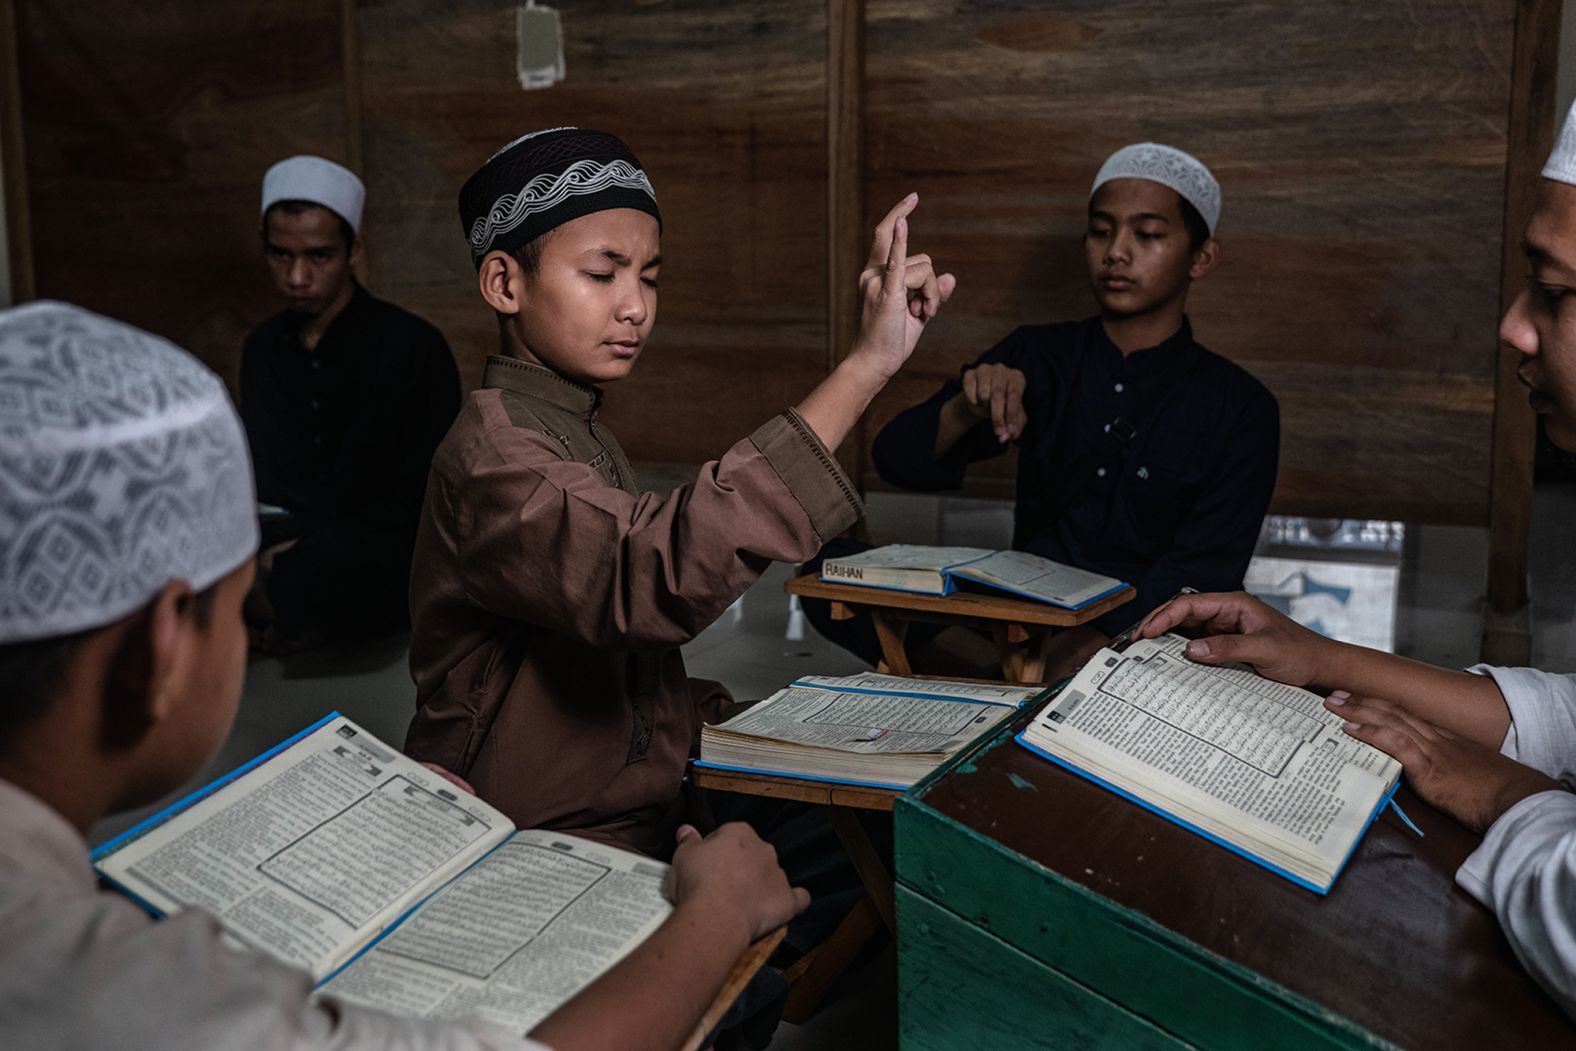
[458,127,661,269]
[1092,143,1221,245]
[0,302,258,651]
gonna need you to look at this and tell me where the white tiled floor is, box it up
[87,481,1576,1049]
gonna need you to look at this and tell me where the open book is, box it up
[820,544,1127,610]
[696,672,1046,789]
[93,713,674,1035]
[1016,635,1402,893]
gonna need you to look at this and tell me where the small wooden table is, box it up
[689,765,898,1023]
[896,712,1576,1049]
[785,573,1135,683]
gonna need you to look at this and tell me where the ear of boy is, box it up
[0,583,189,835]
[478,251,522,316]
[1188,238,1222,282]
[100,581,207,803]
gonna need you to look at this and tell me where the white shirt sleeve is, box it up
[1456,665,1576,1019]
[1456,791,1576,1019]
[1468,665,1576,782]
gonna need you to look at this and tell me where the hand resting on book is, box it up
[1139,591,1544,836]
[1324,692,1560,835]
[668,822,811,942]
[1137,589,1338,686]
[1139,591,1513,749]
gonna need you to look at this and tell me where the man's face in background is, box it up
[262,204,358,319]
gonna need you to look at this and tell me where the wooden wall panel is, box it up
[14,1,350,390]
[10,1,1532,528]
[862,0,1515,524]
[356,0,829,465]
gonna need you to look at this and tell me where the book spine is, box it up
[821,560,870,583]
[820,564,947,595]
[691,759,911,791]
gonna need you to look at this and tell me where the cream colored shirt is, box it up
[0,778,549,1051]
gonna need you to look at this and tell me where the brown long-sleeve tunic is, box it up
[405,356,862,856]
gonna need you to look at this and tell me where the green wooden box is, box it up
[893,703,1571,1049]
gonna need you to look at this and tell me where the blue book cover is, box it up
[1014,637,1403,894]
[819,543,1128,611]
[1015,731,1398,895]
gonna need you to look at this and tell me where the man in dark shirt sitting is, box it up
[242,155,461,651]
[813,143,1279,679]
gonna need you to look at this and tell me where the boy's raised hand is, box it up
[668,822,810,941]
[850,194,957,380]
[792,194,956,451]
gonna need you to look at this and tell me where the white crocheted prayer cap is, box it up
[0,302,259,645]
[261,155,366,233]
[1543,99,1576,186]
[1091,143,1222,236]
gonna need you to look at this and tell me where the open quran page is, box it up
[1019,635,1400,890]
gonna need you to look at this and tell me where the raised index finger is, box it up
[867,193,919,270]
[881,213,909,301]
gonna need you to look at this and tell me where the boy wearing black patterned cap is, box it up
[405,127,952,860]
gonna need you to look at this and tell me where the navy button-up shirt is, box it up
[873,317,1279,633]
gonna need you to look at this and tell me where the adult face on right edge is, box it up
[1502,179,1576,451]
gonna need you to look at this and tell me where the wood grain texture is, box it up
[14,0,351,390]
[355,0,830,463]
[1,0,34,304]
[828,0,867,478]
[689,764,898,810]
[7,0,1535,532]
[861,0,1517,525]
[900,726,1575,1048]
[897,888,1198,1051]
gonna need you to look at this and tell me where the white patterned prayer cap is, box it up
[0,302,259,645]
[1543,100,1576,186]
[261,155,365,233]
[1091,143,1222,236]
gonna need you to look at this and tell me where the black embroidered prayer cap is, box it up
[458,126,661,268]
